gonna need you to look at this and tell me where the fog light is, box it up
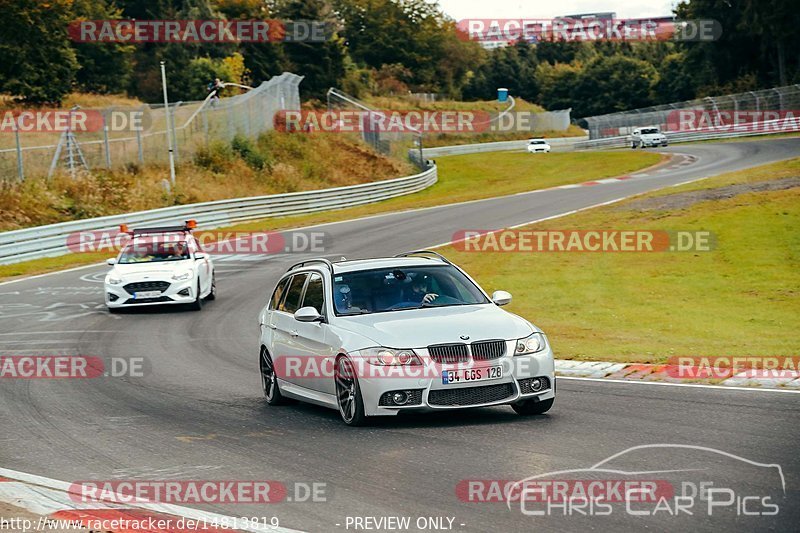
[107,293,118,302]
[178,288,190,296]
[530,378,542,392]
[392,391,409,405]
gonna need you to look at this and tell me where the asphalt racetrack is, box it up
[1,138,798,532]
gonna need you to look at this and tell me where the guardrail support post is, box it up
[14,124,24,181]
[102,113,112,169]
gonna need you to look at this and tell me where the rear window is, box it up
[269,277,291,310]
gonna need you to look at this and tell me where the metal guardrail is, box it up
[420,136,589,158]
[0,165,437,265]
[573,118,797,150]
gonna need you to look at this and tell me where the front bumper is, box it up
[358,347,556,417]
[105,279,197,308]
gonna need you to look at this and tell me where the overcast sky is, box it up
[436,0,678,20]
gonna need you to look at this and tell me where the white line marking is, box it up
[558,376,800,394]
[0,467,303,533]
[0,331,115,336]
[0,154,685,286]
[0,262,106,287]
[427,197,633,249]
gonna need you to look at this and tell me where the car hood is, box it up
[109,261,193,280]
[334,304,536,349]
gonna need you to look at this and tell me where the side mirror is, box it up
[106,258,116,266]
[491,290,512,306]
[294,306,324,323]
[194,253,206,260]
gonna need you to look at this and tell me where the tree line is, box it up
[0,0,797,118]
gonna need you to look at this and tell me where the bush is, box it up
[232,134,270,170]
[194,141,234,173]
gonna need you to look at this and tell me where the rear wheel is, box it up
[335,357,367,426]
[512,397,554,416]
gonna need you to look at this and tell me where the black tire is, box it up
[335,356,368,426]
[260,347,288,405]
[512,397,554,416]
[190,281,203,311]
[205,274,216,301]
[631,142,637,149]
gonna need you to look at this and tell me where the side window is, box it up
[280,274,308,314]
[301,273,325,313]
[269,277,291,310]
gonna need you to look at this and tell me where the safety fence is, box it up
[583,85,800,139]
[0,73,303,181]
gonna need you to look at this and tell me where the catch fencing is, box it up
[0,72,303,180]
[583,85,800,139]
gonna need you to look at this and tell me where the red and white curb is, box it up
[555,359,800,390]
[0,468,303,532]
[556,153,697,190]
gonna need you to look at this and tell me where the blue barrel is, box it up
[497,88,509,102]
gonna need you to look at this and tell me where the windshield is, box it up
[118,240,190,264]
[641,128,660,134]
[530,140,545,144]
[333,265,489,315]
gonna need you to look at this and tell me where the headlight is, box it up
[106,276,122,285]
[172,270,193,281]
[362,347,422,366]
[515,333,546,356]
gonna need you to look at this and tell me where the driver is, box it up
[410,276,438,304]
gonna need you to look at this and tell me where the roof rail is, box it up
[394,250,452,265]
[287,258,334,273]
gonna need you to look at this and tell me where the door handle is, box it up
[268,324,277,330]
[290,330,299,337]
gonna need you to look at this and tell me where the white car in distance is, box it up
[631,126,669,148]
[527,138,551,153]
[258,251,556,426]
[104,220,216,312]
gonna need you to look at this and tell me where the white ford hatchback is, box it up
[258,251,555,426]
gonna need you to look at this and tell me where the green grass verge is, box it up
[439,158,800,363]
[0,150,660,281]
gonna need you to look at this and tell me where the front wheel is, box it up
[190,281,203,311]
[512,397,554,416]
[260,347,288,405]
[205,274,216,301]
[335,357,368,426]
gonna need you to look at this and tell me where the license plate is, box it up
[133,291,162,299]
[442,366,502,385]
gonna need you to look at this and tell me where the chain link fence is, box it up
[326,87,427,168]
[583,85,800,138]
[0,72,303,181]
